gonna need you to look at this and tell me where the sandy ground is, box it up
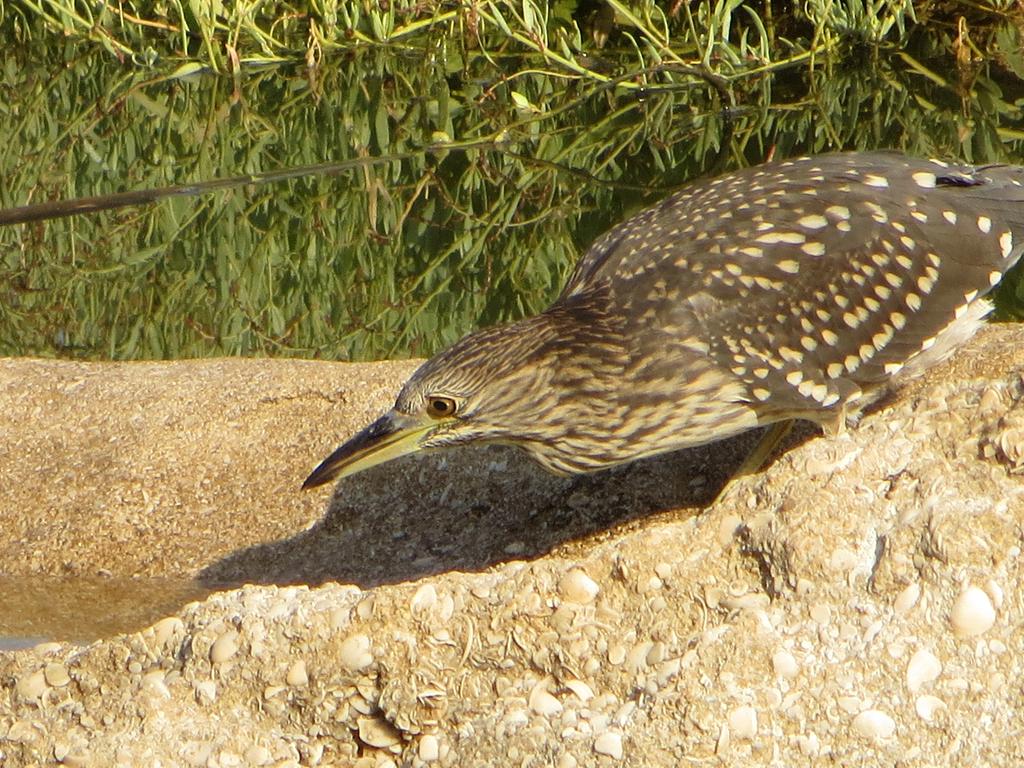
[0,325,1022,766]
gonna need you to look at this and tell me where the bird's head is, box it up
[302,289,624,489]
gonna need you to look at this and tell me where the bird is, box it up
[303,152,1024,491]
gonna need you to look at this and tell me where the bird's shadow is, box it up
[198,425,816,590]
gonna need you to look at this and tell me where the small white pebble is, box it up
[625,642,653,673]
[141,671,170,700]
[411,583,438,613]
[210,631,239,664]
[244,745,271,766]
[853,709,896,741]
[419,734,440,762]
[529,685,563,717]
[656,657,681,686]
[950,586,996,637]
[772,650,799,679]
[152,616,185,648]
[809,602,831,624]
[286,660,308,687]
[560,569,600,604]
[838,696,864,715]
[338,634,373,671]
[915,695,947,722]
[863,619,884,644]
[593,732,623,760]
[985,579,1004,609]
[16,671,48,701]
[728,705,758,739]
[195,680,217,704]
[608,644,627,665]
[894,582,921,615]
[565,679,595,702]
[906,649,941,693]
[614,701,637,726]
[797,732,821,757]
[716,724,731,754]
[718,515,743,547]
[43,663,70,688]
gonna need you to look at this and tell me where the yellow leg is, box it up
[714,420,794,503]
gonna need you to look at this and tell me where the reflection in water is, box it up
[0,25,1022,362]
[0,576,223,647]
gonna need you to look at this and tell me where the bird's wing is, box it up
[562,153,1023,306]
[573,154,1024,424]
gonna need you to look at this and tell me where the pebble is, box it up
[357,716,401,748]
[338,634,374,671]
[894,583,921,615]
[7,720,37,742]
[838,696,863,715]
[906,649,941,693]
[210,630,240,663]
[559,569,600,604]
[608,644,627,665]
[715,724,730,754]
[625,642,653,673]
[985,579,1004,609]
[797,732,820,757]
[565,679,594,702]
[728,705,758,739]
[809,603,831,625]
[152,616,185,648]
[770,649,798,679]
[44,662,70,688]
[615,702,637,727]
[915,695,947,722]
[863,619,883,643]
[418,734,440,762]
[287,660,309,687]
[950,586,996,637]
[721,592,770,612]
[852,709,896,741]
[53,740,71,761]
[529,685,563,717]
[16,670,48,700]
[244,745,271,765]
[718,515,742,546]
[410,584,438,613]
[141,671,171,700]
[656,657,681,686]
[593,732,623,760]
[195,680,217,704]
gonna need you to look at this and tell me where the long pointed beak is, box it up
[302,411,434,489]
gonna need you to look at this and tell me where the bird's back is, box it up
[559,153,1023,437]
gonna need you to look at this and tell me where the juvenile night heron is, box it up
[303,152,1024,490]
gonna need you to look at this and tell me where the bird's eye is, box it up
[426,396,458,418]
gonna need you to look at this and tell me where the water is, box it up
[2,25,1022,365]
[0,576,216,647]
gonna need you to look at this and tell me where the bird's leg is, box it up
[713,419,795,503]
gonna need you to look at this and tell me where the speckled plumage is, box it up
[304,152,1024,488]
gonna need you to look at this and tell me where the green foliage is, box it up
[0,3,1022,360]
